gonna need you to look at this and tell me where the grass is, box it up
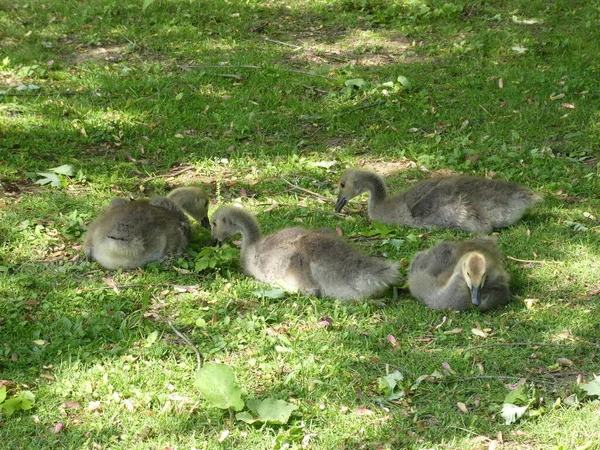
[1,0,600,448]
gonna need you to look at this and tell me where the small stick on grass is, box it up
[144,166,195,181]
[279,176,333,203]
[264,37,302,50]
[80,283,187,291]
[169,321,202,371]
[216,74,245,81]
[464,342,596,352]
[506,256,564,264]
[255,203,346,218]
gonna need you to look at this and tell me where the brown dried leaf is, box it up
[557,357,574,367]
[457,402,469,413]
[354,407,374,415]
[61,402,81,409]
[488,439,501,450]
[442,362,455,374]
[471,328,488,338]
[445,328,463,334]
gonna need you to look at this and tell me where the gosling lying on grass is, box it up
[407,237,511,312]
[84,187,210,269]
[335,169,540,233]
[210,205,400,300]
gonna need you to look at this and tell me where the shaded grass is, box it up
[2,0,600,448]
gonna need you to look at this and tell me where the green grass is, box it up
[1,0,600,448]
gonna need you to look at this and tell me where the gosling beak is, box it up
[208,235,221,247]
[470,285,482,307]
[200,216,210,229]
[335,194,348,213]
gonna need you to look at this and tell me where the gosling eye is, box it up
[340,182,346,188]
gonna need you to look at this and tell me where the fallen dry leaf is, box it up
[472,328,488,338]
[488,439,501,450]
[434,316,447,329]
[557,357,574,367]
[88,401,102,412]
[40,374,55,381]
[123,399,135,413]
[442,362,455,375]
[561,103,575,109]
[61,402,80,409]
[524,298,539,309]
[457,402,469,413]
[354,407,374,415]
[445,328,463,334]
[387,334,398,347]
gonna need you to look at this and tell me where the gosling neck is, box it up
[233,210,262,249]
[361,172,389,208]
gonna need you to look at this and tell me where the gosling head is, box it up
[461,252,487,307]
[335,169,367,212]
[210,206,242,242]
[168,187,210,228]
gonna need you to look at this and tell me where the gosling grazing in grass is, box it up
[84,187,210,269]
[407,237,511,312]
[210,206,401,300]
[335,169,540,233]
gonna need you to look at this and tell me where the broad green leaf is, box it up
[377,370,403,397]
[235,411,258,424]
[582,375,600,398]
[344,78,367,89]
[0,386,6,404]
[273,425,305,450]
[35,172,62,187]
[0,391,35,416]
[144,330,159,347]
[311,160,337,169]
[504,385,527,405]
[252,287,286,299]
[194,363,244,411]
[49,164,74,176]
[501,403,528,425]
[246,398,298,424]
[397,75,413,89]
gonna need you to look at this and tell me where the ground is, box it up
[1,0,600,449]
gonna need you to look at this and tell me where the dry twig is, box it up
[278,176,333,203]
[169,321,202,371]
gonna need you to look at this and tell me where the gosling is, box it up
[210,206,400,300]
[335,169,540,233]
[83,187,210,269]
[407,237,511,312]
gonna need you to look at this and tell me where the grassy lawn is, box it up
[1,0,600,448]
